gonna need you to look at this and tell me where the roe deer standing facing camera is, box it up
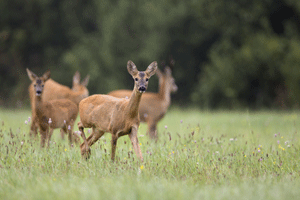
[28,71,89,137]
[27,69,79,147]
[78,60,157,162]
[108,65,177,139]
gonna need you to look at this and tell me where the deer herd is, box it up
[26,60,177,162]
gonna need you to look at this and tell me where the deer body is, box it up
[28,71,89,136]
[79,94,140,137]
[78,61,157,161]
[108,67,177,139]
[27,69,79,147]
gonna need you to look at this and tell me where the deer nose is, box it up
[36,91,42,96]
[139,86,146,92]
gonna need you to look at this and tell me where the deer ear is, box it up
[26,68,37,81]
[145,61,157,77]
[81,75,90,87]
[127,60,138,76]
[42,70,51,81]
[164,66,172,76]
[73,71,80,85]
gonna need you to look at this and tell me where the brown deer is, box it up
[26,69,79,147]
[108,65,177,139]
[78,60,157,161]
[28,71,89,137]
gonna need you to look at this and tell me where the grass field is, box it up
[0,107,300,199]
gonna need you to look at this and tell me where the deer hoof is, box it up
[81,147,91,160]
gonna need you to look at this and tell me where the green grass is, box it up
[0,107,300,199]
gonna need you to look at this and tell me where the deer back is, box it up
[28,72,89,107]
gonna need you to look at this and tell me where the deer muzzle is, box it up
[138,86,146,93]
[36,90,42,96]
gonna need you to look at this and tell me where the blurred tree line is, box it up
[0,0,300,109]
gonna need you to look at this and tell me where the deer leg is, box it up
[60,126,65,140]
[60,126,67,142]
[47,128,54,147]
[78,122,105,159]
[39,127,47,148]
[147,120,158,140]
[60,128,65,140]
[128,127,144,162]
[67,120,74,146]
[72,132,81,145]
[111,135,118,161]
[85,127,105,147]
[78,121,91,159]
[29,117,38,137]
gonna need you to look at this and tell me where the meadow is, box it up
[0,107,300,200]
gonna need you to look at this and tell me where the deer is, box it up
[108,64,177,139]
[78,60,157,162]
[28,70,89,138]
[26,68,79,147]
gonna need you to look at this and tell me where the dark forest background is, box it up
[1,0,300,109]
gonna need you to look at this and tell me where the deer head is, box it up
[26,69,51,96]
[127,60,157,93]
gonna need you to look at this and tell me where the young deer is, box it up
[78,60,157,161]
[28,71,89,137]
[108,66,177,139]
[26,69,79,147]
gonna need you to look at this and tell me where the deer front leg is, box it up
[29,117,38,137]
[128,127,144,162]
[111,134,118,161]
[78,121,91,159]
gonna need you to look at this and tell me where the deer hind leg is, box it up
[60,127,65,140]
[47,128,54,147]
[78,122,105,159]
[72,132,81,145]
[128,127,144,162]
[60,128,66,140]
[85,127,105,146]
[39,126,47,148]
[60,122,69,140]
[111,134,118,161]
[67,120,75,146]
[147,120,158,140]
[78,121,91,159]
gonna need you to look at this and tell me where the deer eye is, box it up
[135,78,138,81]
[42,85,44,87]
[146,78,149,82]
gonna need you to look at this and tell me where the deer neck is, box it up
[126,86,142,118]
[158,78,171,107]
[35,95,47,118]
[69,90,88,104]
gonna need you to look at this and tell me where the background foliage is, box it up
[1,0,300,109]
